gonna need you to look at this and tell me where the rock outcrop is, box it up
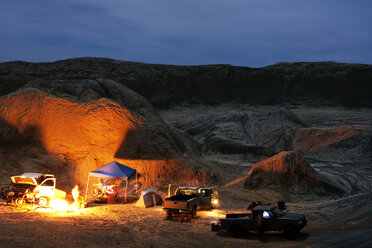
[244,151,347,197]
[0,79,214,189]
[1,58,371,108]
[292,125,366,154]
[161,105,306,158]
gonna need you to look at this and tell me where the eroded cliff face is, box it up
[1,58,371,108]
[0,80,213,189]
[244,151,347,197]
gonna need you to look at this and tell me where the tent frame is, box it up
[84,172,137,203]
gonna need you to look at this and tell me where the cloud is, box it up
[0,0,371,66]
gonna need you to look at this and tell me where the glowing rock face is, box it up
[0,91,135,183]
[1,92,135,156]
[0,81,211,188]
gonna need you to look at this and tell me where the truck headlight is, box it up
[212,199,219,205]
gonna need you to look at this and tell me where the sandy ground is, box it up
[1,186,371,248]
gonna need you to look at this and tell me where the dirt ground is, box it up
[1,186,371,248]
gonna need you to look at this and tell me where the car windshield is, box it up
[176,188,197,196]
[272,207,283,217]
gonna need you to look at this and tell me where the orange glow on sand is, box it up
[205,209,225,218]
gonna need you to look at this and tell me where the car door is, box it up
[265,210,280,231]
[198,188,211,209]
[38,178,56,198]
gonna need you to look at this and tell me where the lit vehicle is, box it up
[162,186,219,219]
[7,173,66,207]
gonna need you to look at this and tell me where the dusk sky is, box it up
[1,0,371,67]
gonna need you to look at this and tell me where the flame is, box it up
[72,185,79,202]
[71,185,85,209]
[35,185,85,213]
[49,198,69,211]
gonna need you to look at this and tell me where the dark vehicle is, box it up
[217,205,307,239]
[162,186,219,219]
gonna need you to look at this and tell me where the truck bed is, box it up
[163,194,197,211]
[165,194,196,201]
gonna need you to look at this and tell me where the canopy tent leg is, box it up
[125,180,128,203]
[85,176,90,201]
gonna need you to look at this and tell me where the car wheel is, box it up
[230,225,243,238]
[283,225,299,239]
[15,197,24,207]
[38,196,48,207]
[165,211,173,220]
[90,187,100,196]
[192,207,197,218]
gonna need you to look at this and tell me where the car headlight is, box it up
[298,220,303,225]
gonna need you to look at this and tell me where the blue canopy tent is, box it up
[85,161,137,202]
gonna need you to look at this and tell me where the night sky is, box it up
[1,0,371,67]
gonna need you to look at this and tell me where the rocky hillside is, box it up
[0,57,371,197]
[0,79,214,189]
[0,58,371,108]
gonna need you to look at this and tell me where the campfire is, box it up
[36,185,85,213]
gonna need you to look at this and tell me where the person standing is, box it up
[258,212,264,241]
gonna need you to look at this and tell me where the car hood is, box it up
[280,213,306,221]
[11,176,37,185]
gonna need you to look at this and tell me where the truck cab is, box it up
[197,187,219,209]
[34,177,56,198]
[9,173,66,207]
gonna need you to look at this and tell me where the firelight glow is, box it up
[49,198,69,211]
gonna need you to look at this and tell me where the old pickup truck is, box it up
[162,186,219,219]
[217,205,307,238]
[6,173,66,207]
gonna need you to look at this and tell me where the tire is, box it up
[15,197,24,207]
[90,187,100,197]
[230,225,243,238]
[192,206,197,218]
[165,211,173,220]
[38,196,48,207]
[283,225,299,239]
